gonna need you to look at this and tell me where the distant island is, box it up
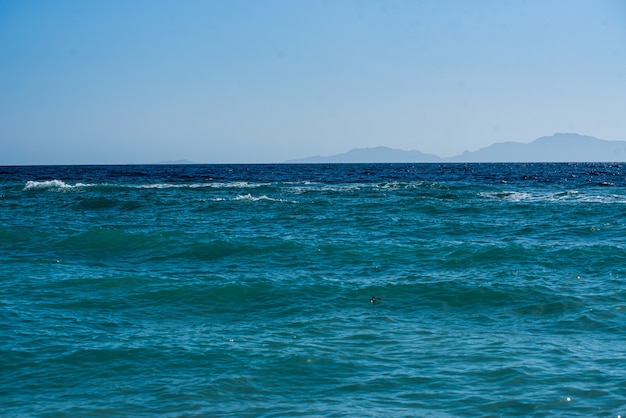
[158,159,195,164]
[286,133,626,163]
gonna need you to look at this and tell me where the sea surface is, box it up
[1,163,625,417]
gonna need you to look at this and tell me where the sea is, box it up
[1,163,625,417]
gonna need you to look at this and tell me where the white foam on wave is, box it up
[287,181,441,195]
[233,193,296,203]
[375,181,439,190]
[479,191,533,202]
[136,183,186,189]
[135,181,266,189]
[320,184,363,193]
[480,190,626,203]
[213,182,268,189]
[24,180,94,191]
[376,182,402,190]
[204,194,297,203]
[575,194,626,203]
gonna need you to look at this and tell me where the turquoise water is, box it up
[1,163,625,416]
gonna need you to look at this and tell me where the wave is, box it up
[23,179,271,191]
[479,190,626,203]
[52,229,313,265]
[136,181,268,189]
[24,180,96,191]
[22,178,459,198]
[287,181,450,193]
[232,193,296,203]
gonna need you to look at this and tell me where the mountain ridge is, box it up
[286,133,626,163]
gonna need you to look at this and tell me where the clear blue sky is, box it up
[1,0,625,164]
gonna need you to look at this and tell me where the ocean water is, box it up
[1,163,625,417]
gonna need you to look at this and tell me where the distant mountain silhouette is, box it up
[157,159,195,164]
[286,146,441,163]
[448,133,626,162]
[286,133,626,163]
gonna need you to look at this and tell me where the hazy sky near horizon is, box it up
[1,0,625,164]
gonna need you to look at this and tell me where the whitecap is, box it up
[211,182,268,188]
[233,194,296,203]
[23,180,94,191]
[136,183,185,189]
[134,181,267,189]
[480,189,626,204]
[234,194,275,202]
[479,191,532,202]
